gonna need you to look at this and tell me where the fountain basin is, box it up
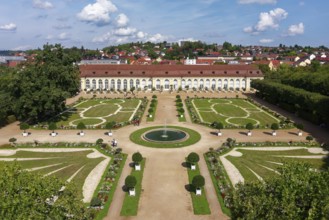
[130,126,201,148]
[143,129,188,143]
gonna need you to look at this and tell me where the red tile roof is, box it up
[80,64,263,78]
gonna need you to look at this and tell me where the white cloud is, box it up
[136,31,146,39]
[114,27,137,36]
[0,23,17,31]
[238,0,277,4]
[115,13,129,27]
[259,38,274,43]
[32,0,54,9]
[147,33,168,43]
[58,32,69,40]
[92,32,112,43]
[287,22,304,36]
[77,0,117,25]
[244,8,288,34]
[53,24,72,30]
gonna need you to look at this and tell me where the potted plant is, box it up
[132,152,143,171]
[20,122,30,137]
[48,122,57,137]
[270,123,279,136]
[187,152,199,170]
[192,175,205,196]
[125,175,137,196]
[215,122,224,136]
[246,123,254,136]
[77,122,86,136]
[296,123,304,136]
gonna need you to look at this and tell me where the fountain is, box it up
[161,120,168,138]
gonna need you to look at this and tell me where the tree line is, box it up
[0,44,80,126]
[264,64,329,96]
[251,79,329,125]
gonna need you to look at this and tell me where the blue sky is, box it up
[0,0,327,50]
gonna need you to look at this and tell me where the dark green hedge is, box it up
[252,79,329,125]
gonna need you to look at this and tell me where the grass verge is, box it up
[120,159,146,216]
[186,162,211,215]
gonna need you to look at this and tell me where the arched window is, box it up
[86,79,90,89]
[229,79,234,91]
[173,79,178,90]
[148,79,152,89]
[193,79,198,89]
[130,79,134,89]
[181,79,186,89]
[199,79,204,90]
[111,79,115,89]
[92,79,96,89]
[164,79,170,89]
[242,79,246,90]
[136,79,140,88]
[123,79,128,90]
[117,79,121,90]
[98,79,103,90]
[218,79,222,90]
[141,79,146,89]
[235,79,240,90]
[223,79,228,90]
[188,79,192,88]
[105,79,109,90]
[211,79,216,90]
[156,79,161,90]
[205,79,210,90]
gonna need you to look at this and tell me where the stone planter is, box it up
[196,187,202,196]
[217,131,222,136]
[108,132,113,137]
[135,164,141,171]
[79,132,85,136]
[272,131,277,136]
[298,131,303,136]
[247,131,252,136]
[180,115,183,118]
[191,164,196,170]
[149,115,152,118]
[51,132,57,137]
[22,132,28,137]
[129,188,136,196]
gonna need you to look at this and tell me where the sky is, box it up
[0,0,328,50]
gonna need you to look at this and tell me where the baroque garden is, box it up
[0,46,328,220]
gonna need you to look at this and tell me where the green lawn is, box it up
[54,99,142,128]
[226,148,326,182]
[83,104,119,117]
[186,162,211,215]
[0,150,106,197]
[191,98,280,128]
[120,159,146,216]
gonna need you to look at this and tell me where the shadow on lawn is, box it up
[185,184,196,193]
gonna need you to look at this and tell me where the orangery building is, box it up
[79,64,263,92]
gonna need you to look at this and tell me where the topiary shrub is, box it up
[96,138,103,145]
[187,152,200,165]
[132,152,143,165]
[125,175,137,189]
[192,175,205,188]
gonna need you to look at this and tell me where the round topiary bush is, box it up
[192,175,205,188]
[125,175,137,189]
[271,123,279,131]
[132,152,143,164]
[187,152,200,164]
